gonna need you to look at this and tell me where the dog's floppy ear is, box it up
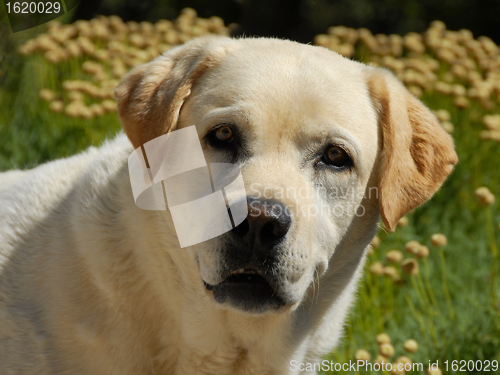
[115,36,230,149]
[368,69,458,231]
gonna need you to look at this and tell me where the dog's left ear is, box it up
[114,36,231,149]
[368,69,458,231]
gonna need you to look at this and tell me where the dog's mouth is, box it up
[204,268,268,289]
[203,268,285,313]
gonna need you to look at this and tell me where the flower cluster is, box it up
[314,21,500,143]
[354,334,428,375]
[20,8,229,119]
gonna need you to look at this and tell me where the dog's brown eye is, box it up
[206,124,239,155]
[205,124,241,158]
[215,126,233,142]
[322,146,350,168]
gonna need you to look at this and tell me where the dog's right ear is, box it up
[368,69,458,231]
[115,36,231,149]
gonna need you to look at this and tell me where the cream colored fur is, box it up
[0,36,457,374]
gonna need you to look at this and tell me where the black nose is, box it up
[231,198,292,250]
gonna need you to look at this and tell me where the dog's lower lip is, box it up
[203,268,264,290]
[204,269,285,313]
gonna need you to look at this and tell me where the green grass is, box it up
[0,9,122,170]
[0,50,122,170]
[1,16,499,375]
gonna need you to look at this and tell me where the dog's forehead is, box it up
[189,39,379,156]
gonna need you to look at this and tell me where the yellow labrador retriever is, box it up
[0,36,457,374]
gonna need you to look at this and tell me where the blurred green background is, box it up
[71,0,500,44]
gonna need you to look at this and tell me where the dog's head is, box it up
[115,36,457,314]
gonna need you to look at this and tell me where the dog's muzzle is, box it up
[204,198,292,313]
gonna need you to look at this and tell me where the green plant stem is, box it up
[438,247,455,320]
[416,271,436,316]
[405,295,430,349]
[422,258,441,317]
[411,274,428,311]
[411,275,439,349]
[485,208,499,309]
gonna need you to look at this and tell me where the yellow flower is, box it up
[39,89,56,102]
[403,339,419,353]
[371,236,381,248]
[483,115,500,130]
[454,96,470,108]
[376,333,391,345]
[440,121,454,134]
[369,262,384,276]
[379,343,395,358]
[102,99,118,112]
[480,130,500,142]
[389,365,405,375]
[433,109,451,122]
[415,245,430,259]
[402,258,419,275]
[68,91,84,102]
[383,266,401,282]
[431,233,447,247]
[386,250,404,264]
[396,355,413,365]
[397,216,409,227]
[475,187,495,206]
[354,349,370,363]
[427,366,443,375]
[49,100,64,113]
[405,241,420,255]
[374,355,389,366]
